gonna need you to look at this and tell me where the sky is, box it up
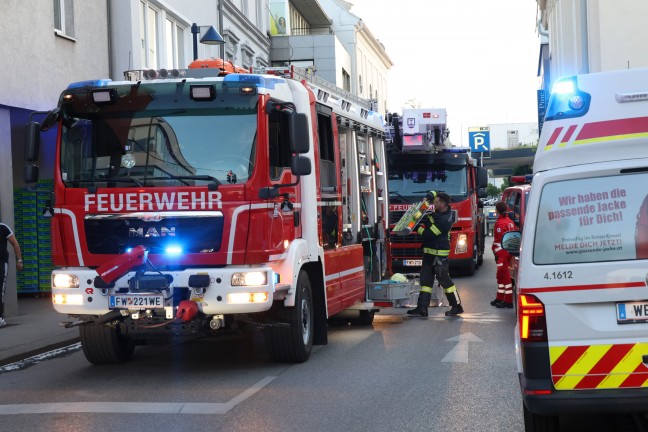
[346,0,541,147]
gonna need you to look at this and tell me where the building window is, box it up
[140,1,160,69]
[241,44,255,70]
[53,0,75,38]
[164,18,185,68]
[223,29,240,63]
[342,69,351,92]
[507,130,519,148]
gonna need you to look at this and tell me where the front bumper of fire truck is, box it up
[50,266,290,316]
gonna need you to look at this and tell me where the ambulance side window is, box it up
[268,109,291,181]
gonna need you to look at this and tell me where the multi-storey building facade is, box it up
[537,0,648,96]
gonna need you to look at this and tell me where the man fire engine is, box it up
[24,60,389,364]
[385,108,488,276]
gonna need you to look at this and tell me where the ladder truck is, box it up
[23,60,389,364]
[386,108,488,276]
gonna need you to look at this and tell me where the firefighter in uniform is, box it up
[491,201,516,308]
[407,191,464,317]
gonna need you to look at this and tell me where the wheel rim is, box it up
[300,297,311,345]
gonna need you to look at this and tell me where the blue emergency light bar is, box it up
[67,79,111,90]
[510,175,533,184]
[442,148,469,153]
[545,76,591,121]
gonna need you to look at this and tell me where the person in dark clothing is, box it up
[407,191,463,317]
[0,221,23,328]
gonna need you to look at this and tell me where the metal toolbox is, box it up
[366,281,413,301]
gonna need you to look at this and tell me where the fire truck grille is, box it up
[390,233,421,243]
[84,215,224,255]
[390,248,423,258]
[389,210,406,225]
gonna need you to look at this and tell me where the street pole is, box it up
[219,0,225,59]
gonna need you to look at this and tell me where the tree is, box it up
[487,184,500,197]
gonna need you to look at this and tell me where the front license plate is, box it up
[109,295,164,309]
[616,301,648,324]
[404,260,422,266]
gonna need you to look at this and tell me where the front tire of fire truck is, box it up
[523,403,558,432]
[266,271,314,363]
[463,252,477,276]
[79,320,135,365]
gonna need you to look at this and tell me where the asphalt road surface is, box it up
[1,240,646,432]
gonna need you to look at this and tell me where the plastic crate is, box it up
[367,281,413,301]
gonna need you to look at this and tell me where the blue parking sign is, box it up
[469,131,490,153]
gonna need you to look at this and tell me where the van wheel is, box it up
[266,271,314,362]
[523,404,558,432]
[79,321,135,365]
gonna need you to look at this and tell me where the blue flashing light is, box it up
[552,80,575,95]
[165,246,183,255]
[545,76,591,121]
[442,148,469,153]
[125,247,133,253]
[225,74,263,84]
[224,73,282,90]
[67,79,111,90]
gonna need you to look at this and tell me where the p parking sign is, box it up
[468,127,490,153]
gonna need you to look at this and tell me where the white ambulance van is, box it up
[503,68,648,431]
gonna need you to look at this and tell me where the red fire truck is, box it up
[386,109,488,276]
[24,61,389,364]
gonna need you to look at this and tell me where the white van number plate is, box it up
[404,260,422,266]
[616,301,648,324]
[110,295,164,309]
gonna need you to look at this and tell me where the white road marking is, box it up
[441,332,483,363]
[378,312,507,323]
[0,343,82,374]
[0,376,277,415]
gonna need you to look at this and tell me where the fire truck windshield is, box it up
[388,165,468,202]
[58,81,258,188]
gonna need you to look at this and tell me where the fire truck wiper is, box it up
[64,177,145,188]
[389,191,412,203]
[146,175,221,191]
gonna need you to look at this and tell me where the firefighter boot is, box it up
[407,291,431,317]
[444,288,464,316]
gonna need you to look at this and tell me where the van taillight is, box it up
[519,294,547,342]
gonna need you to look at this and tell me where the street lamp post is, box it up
[191,23,225,61]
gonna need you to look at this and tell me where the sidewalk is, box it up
[0,295,79,366]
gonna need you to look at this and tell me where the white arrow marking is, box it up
[441,332,483,363]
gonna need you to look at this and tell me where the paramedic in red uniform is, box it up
[491,201,516,308]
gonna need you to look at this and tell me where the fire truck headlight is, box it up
[231,271,267,286]
[455,234,468,254]
[53,273,80,288]
[53,294,84,305]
